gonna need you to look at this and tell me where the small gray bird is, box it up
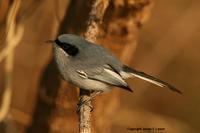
[48,34,181,94]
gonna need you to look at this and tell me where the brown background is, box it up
[113,0,200,133]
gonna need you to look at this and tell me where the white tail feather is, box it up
[120,71,165,87]
[130,73,165,87]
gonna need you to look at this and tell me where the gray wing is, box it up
[76,64,133,92]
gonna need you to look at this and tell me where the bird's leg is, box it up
[77,90,103,112]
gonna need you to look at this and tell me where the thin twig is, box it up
[0,0,24,122]
[77,0,110,133]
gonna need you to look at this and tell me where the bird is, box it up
[47,34,182,95]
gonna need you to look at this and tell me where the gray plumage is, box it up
[49,34,181,94]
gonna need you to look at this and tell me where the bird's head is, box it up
[46,34,86,56]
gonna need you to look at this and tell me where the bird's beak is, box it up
[45,40,55,44]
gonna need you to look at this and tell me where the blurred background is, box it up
[0,0,199,133]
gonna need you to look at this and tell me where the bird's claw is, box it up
[77,99,93,113]
[76,90,103,113]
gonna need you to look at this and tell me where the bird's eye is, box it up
[67,45,79,56]
[55,39,79,56]
[62,44,69,50]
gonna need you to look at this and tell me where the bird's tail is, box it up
[121,65,182,94]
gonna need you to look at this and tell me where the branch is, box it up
[0,0,23,122]
[77,0,110,133]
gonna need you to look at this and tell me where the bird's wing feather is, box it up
[76,64,133,92]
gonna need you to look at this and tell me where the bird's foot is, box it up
[77,100,93,113]
[76,90,103,113]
